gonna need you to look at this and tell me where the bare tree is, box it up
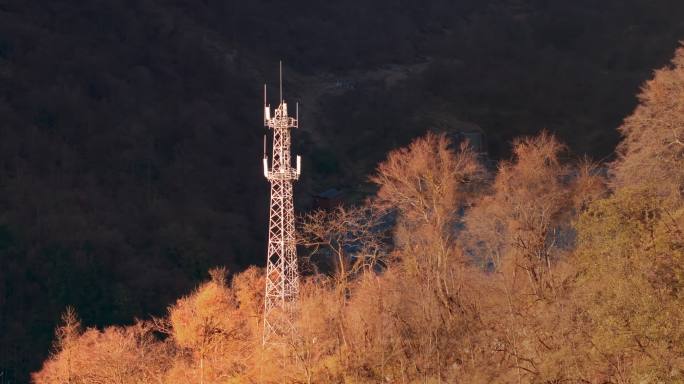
[371,132,485,312]
[300,203,390,284]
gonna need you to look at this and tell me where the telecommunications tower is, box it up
[262,62,301,345]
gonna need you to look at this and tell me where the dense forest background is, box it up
[1,0,684,381]
[32,47,684,382]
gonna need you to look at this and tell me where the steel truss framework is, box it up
[262,68,301,346]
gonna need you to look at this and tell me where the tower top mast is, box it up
[279,60,283,105]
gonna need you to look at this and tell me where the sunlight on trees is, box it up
[32,45,684,384]
[614,47,684,201]
[575,189,684,382]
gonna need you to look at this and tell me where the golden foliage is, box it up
[33,316,171,384]
[575,189,684,383]
[33,46,684,383]
[614,45,684,201]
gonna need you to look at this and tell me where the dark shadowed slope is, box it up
[0,0,683,380]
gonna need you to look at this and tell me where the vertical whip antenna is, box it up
[279,60,283,105]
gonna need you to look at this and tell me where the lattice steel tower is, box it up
[262,62,301,345]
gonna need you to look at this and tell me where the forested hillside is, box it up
[1,0,684,381]
[34,45,684,383]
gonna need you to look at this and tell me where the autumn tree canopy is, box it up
[32,45,684,384]
[613,46,684,200]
